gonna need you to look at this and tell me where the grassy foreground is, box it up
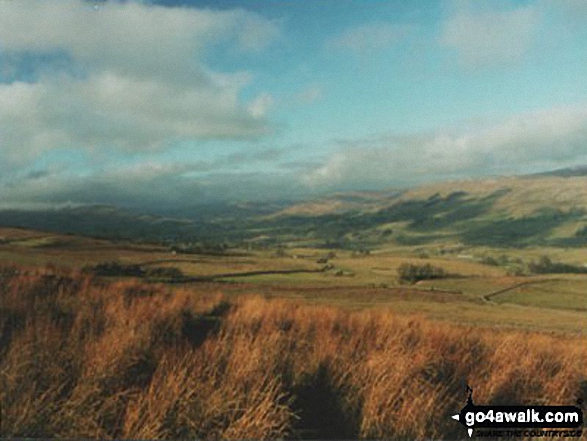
[1,266,586,439]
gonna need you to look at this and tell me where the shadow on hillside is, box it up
[154,301,232,349]
[462,209,585,247]
[264,190,506,248]
[291,363,360,439]
[181,301,231,347]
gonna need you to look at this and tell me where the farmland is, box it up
[2,175,587,439]
[1,225,586,334]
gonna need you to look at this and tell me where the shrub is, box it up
[145,267,184,279]
[480,256,499,266]
[397,263,447,284]
[528,255,587,274]
[85,261,145,277]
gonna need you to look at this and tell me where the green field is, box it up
[492,278,587,311]
[1,226,585,334]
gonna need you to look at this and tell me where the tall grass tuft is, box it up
[0,266,585,439]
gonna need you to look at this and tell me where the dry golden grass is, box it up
[1,266,586,439]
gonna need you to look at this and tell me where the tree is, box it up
[397,263,447,284]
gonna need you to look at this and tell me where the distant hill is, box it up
[264,175,587,248]
[0,202,291,245]
[1,170,587,249]
[0,205,196,243]
[529,165,587,178]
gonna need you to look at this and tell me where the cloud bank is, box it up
[304,105,587,189]
[1,0,587,210]
[0,0,278,163]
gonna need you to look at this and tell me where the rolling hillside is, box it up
[2,171,587,250]
[262,174,587,249]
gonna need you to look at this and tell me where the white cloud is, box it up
[441,1,540,67]
[0,0,278,78]
[5,104,587,206]
[0,157,306,208]
[0,0,279,162]
[0,72,268,163]
[304,105,587,189]
[327,22,413,54]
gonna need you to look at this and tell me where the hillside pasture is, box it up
[0,227,586,334]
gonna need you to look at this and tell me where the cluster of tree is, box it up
[170,242,229,255]
[527,255,587,274]
[84,261,184,279]
[322,238,348,249]
[397,263,448,284]
[480,254,523,267]
[146,267,184,279]
[86,261,145,277]
[480,256,500,266]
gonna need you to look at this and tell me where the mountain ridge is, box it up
[2,169,587,249]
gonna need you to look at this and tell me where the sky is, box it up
[1,0,587,210]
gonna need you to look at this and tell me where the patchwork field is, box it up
[1,226,586,334]
[1,227,586,439]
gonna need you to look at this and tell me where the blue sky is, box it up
[1,0,587,209]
